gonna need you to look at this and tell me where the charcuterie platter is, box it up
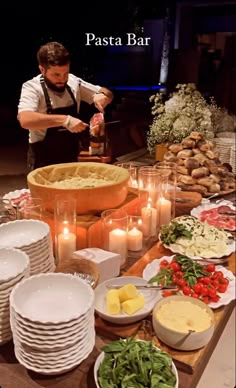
[191,201,236,231]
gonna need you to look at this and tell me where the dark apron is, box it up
[28,77,80,171]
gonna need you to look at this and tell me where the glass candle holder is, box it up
[54,194,77,264]
[138,166,161,204]
[127,215,143,253]
[116,162,139,188]
[101,209,128,269]
[154,162,177,228]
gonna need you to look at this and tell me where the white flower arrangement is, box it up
[147,83,236,154]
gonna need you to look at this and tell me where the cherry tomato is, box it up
[205,264,216,273]
[175,271,184,279]
[202,296,210,304]
[208,288,217,299]
[178,278,186,288]
[215,271,224,278]
[160,259,169,267]
[211,279,219,289]
[170,262,181,272]
[201,286,209,296]
[162,290,177,297]
[218,284,228,293]
[202,277,211,285]
[211,295,220,303]
[182,286,191,296]
[219,277,229,286]
[191,293,200,299]
[193,283,203,294]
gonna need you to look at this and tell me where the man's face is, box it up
[39,64,70,92]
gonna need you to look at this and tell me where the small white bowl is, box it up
[10,273,95,324]
[152,295,215,351]
[94,340,179,388]
[94,276,160,325]
[0,220,50,248]
[0,248,30,283]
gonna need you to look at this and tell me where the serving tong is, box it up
[106,284,178,291]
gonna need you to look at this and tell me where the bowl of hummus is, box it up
[152,295,215,351]
[27,162,129,215]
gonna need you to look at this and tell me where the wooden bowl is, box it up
[175,191,202,217]
[27,162,129,215]
[54,257,100,289]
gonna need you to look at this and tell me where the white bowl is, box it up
[94,276,160,325]
[0,220,50,248]
[152,295,215,351]
[0,248,30,283]
[94,339,179,388]
[10,273,95,324]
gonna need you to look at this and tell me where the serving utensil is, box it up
[106,284,178,291]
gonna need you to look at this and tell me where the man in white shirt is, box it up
[17,41,113,170]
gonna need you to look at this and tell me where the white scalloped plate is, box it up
[142,256,236,309]
[191,200,236,231]
[3,189,30,206]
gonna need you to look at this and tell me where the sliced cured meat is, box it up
[217,205,236,215]
[199,206,236,231]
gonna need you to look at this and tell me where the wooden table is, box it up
[0,243,235,388]
[0,192,235,387]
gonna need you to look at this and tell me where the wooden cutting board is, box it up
[95,242,236,374]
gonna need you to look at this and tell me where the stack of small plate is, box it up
[0,247,30,345]
[0,220,55,275]
[10,273,95,375]
[214,138,232,164]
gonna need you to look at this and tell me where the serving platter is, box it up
[190,200,236,231]
[142,256,236,309]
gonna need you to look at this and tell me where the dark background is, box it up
[1,0,236,146]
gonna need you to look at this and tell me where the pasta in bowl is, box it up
[27,162,129,214]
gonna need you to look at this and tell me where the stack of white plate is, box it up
[0,220,55,275]
[10,273,95,375]
[214,138,232,164]
[230,145,236,174]
[0,247,30,345]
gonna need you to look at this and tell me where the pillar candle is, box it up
[156,196,172,226]
[109,228,127,267]
[141,203,157,237]
[58,227,76,262]
[127,227,143,251]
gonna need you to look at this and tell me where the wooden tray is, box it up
[204,188,236,198]
[95,242,236,374]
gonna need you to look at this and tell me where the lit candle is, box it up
[156,196,172,226]
[141,200,157,237]
[127,227,143,251]
[109,228,127,267]
[58,227,76,262]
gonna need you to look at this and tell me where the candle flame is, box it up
[63,227,69,236]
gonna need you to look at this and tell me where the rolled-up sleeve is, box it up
[79,79,100,104]
[18,81,41,113]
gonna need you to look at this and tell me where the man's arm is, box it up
[17,111,88,133]
[17,111,67,131]
[93,87,114,113]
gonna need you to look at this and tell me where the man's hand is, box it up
[93,92,112,113]
[63,116,88,133]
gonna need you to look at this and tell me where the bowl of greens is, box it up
[94,338,178,388]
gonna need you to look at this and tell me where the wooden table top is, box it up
[0,192,235,388]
